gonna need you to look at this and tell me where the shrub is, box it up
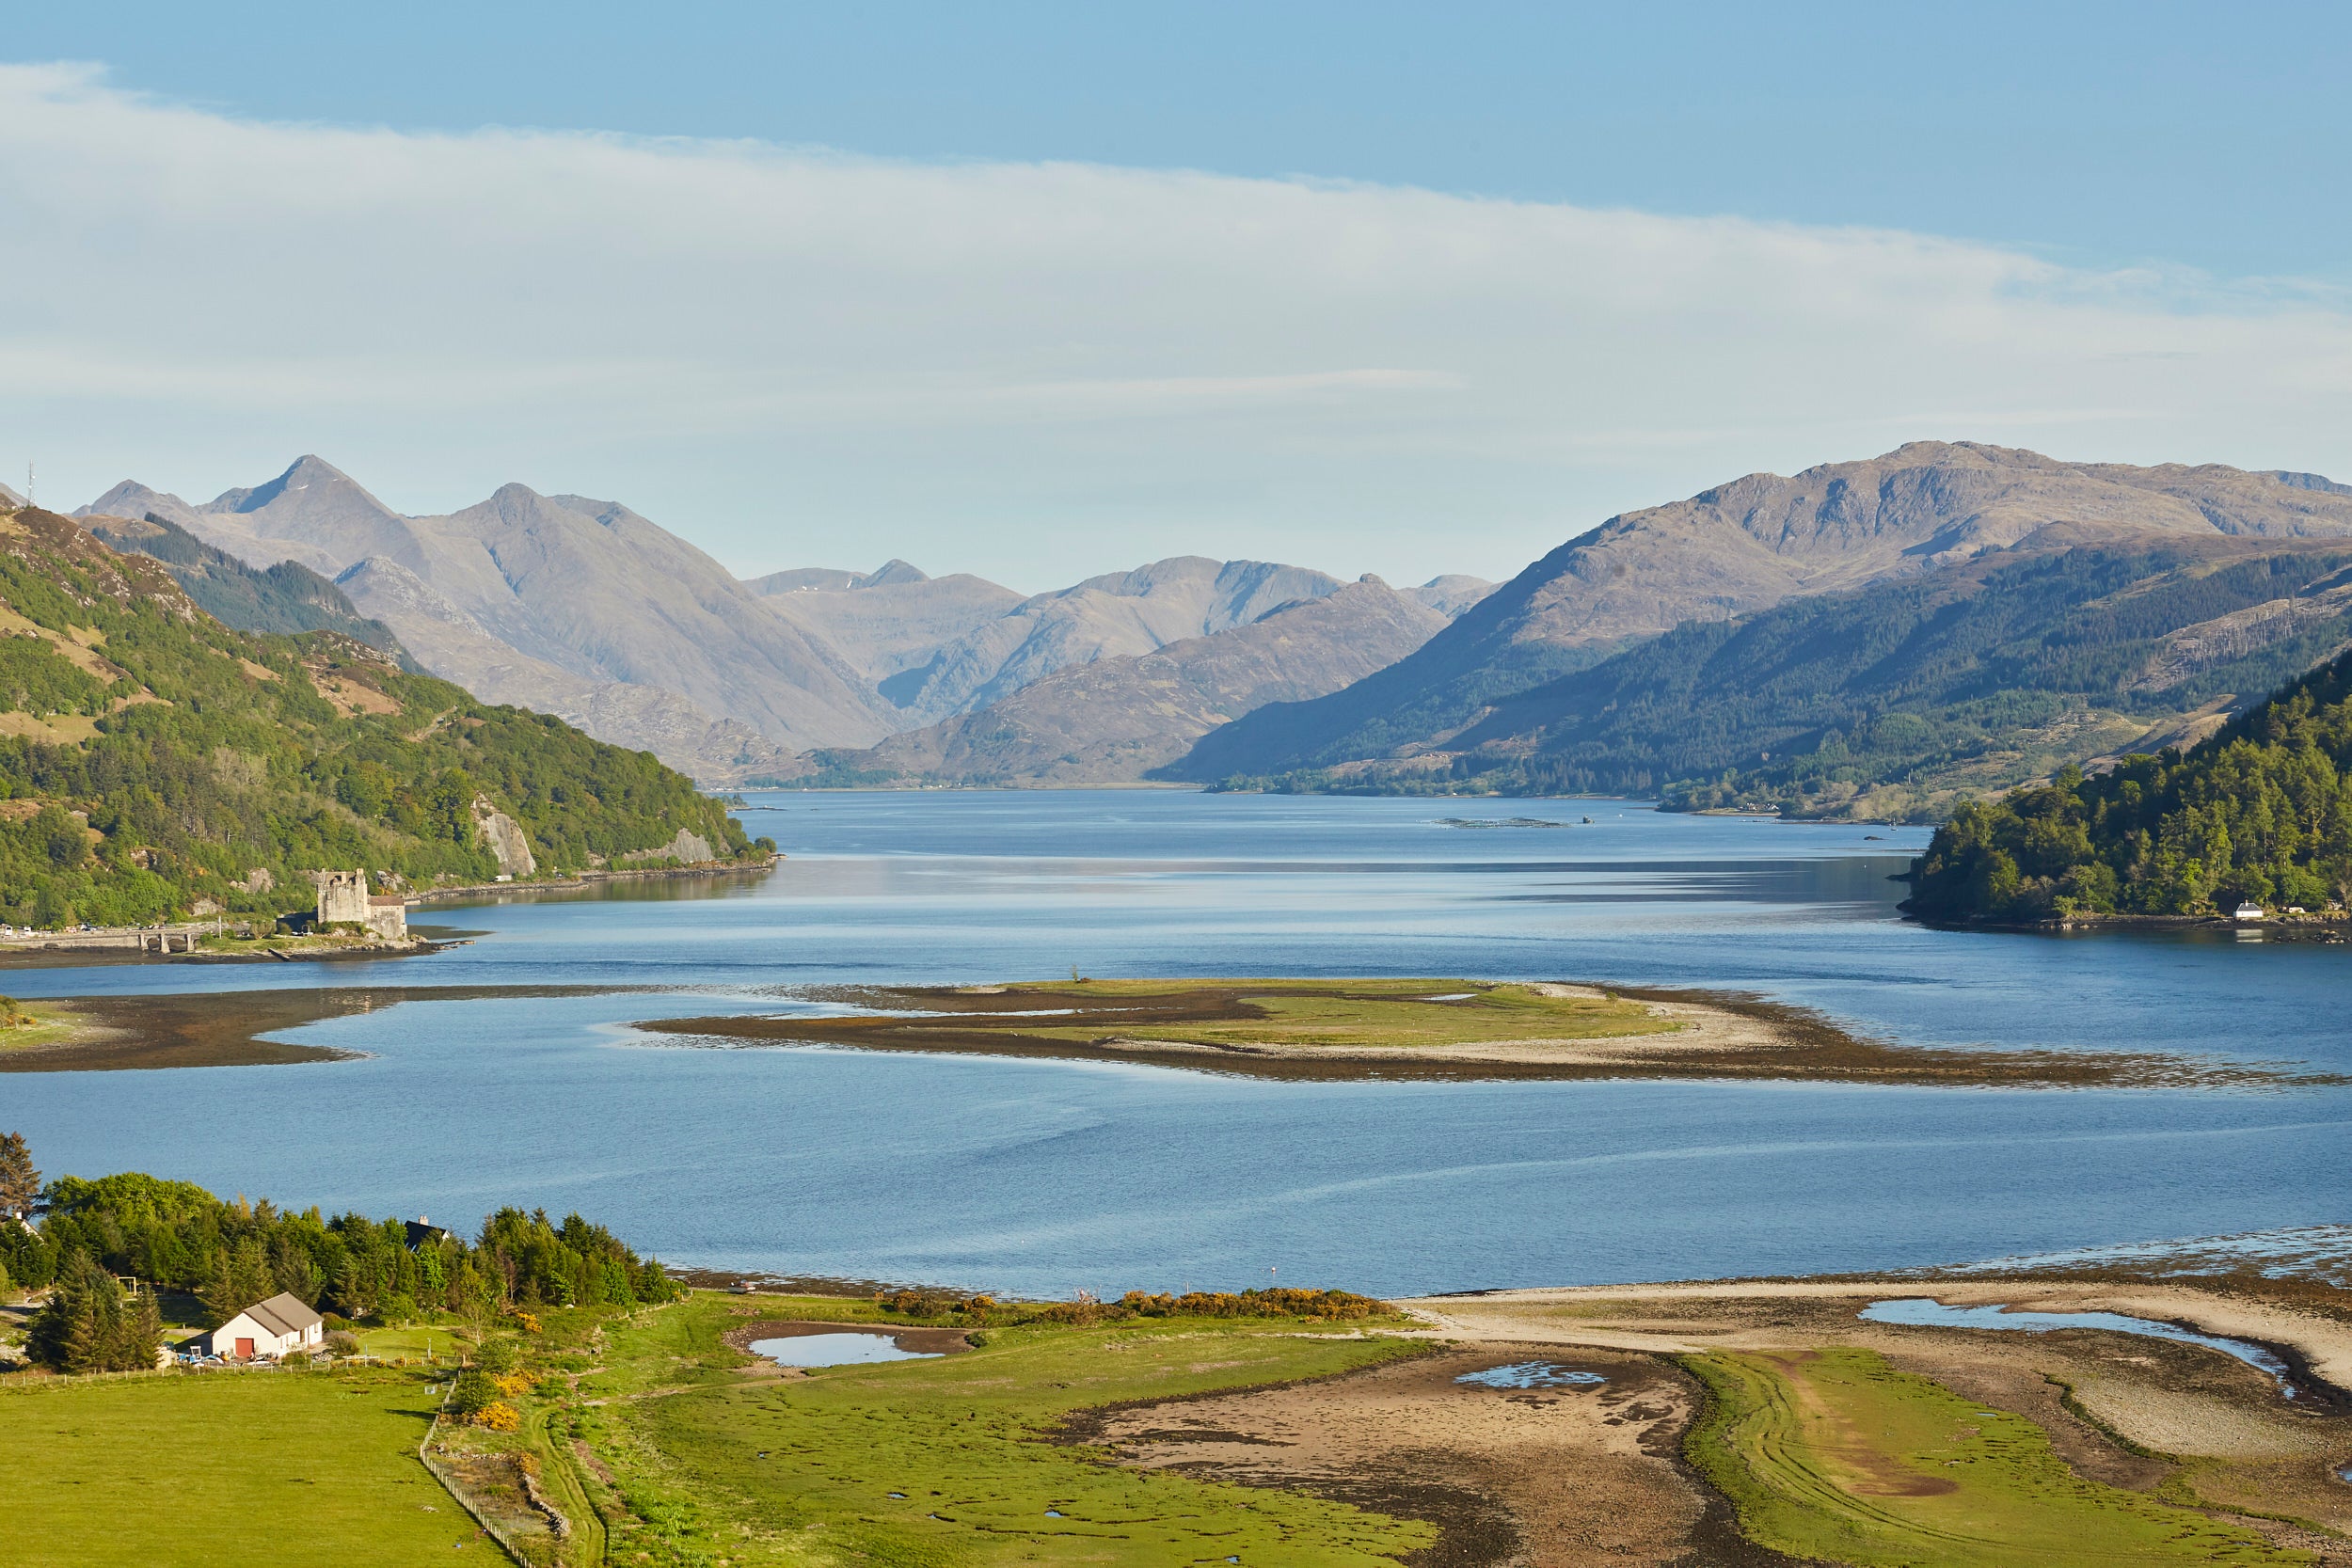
[323,1330,361,1356]
[492,1370,534,1398]
[450,1370,498,1418]
[473,1401,520,1432]
[472,1337,520,1374]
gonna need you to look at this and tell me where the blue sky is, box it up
[28,1,2350,280]
[6,3,2351,586]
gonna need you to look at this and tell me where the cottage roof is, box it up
[239,1291,324,1337]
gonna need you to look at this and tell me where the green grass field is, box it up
[0,1367,477,1567]
[355,1325,468,1361]
[1682,1347,2305,1567]
[576,1293,1437,1566]
[1022,977,1676,1050]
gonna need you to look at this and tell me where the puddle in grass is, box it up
[1456,1360,1609,1389]
[1861,1299,2298,1396]
[748,1330,945,1367]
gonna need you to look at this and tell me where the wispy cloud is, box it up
[3,60,2350,584]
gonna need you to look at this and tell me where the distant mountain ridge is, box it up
[1174,443,2352,792]
[80,457,1489,785]
[84,459,892,767]
[803,578,1456,785]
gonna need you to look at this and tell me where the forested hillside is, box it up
[1194,539,2352,821]
[0,504,762,928]
[1905,646,2352,923]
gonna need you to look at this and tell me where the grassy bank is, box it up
[1681,1346,2302,1566]
[0,1366,468,1567]
[0,1287,1436,1567]
[562,1291,1433,1567]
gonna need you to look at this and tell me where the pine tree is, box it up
[119,1287,163,1370]
[0,1131,37,1219]
[28,1251,151,1373]
[199,1239,274,1327]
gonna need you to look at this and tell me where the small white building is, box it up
[2233,902,2265,922]
[203,1291,325,1360]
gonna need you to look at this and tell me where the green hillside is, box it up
[1906,645,2352,923]
[0,504,766,929]
[1187,541,2352,822]
[83,512,409,660]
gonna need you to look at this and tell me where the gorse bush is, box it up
[1909,647,2352,922]
[1116,1287,1385,1322]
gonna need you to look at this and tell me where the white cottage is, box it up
[203,1291,325,1360]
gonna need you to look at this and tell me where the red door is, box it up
[235,1338,255,1358]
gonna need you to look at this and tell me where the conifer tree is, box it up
[0,1131,38,1220]
[28,1251,156,1372]
[200,1238,274,1326]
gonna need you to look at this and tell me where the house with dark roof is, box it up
[403,1215,453,1251]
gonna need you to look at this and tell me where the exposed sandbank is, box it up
[636,977,2335,1089]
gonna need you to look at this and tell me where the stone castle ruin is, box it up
[310,869,408,942]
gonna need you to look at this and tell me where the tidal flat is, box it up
[641,975,2342,1089]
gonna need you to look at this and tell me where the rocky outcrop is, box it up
[621,828,717,864]
[470,796,537,878]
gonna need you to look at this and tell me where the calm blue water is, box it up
[3,791,2347,1296]
[748,1332,941,1367]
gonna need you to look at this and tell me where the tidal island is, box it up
[639,977,2319,1088]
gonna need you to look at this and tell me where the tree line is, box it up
[1,1142,677,1374]
[1907,645,2352,922]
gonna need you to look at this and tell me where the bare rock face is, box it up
[334,556,801,785]
[621,828,716,865]
[470,795,537,879]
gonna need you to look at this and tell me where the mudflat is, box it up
[0,985,656,1071]
[639,976,2331,1087]
[1344,1276,2352,1563]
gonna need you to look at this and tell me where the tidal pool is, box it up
[1456,1360,1609,1389]
[1860,1298,2298,1396]
[748,1331,944,1368]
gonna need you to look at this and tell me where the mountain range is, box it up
[69,442,2352,818]
[75,458,1491,784]
[1168,443,2352,813]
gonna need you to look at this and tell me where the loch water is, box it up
[4,791,2348,1297]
